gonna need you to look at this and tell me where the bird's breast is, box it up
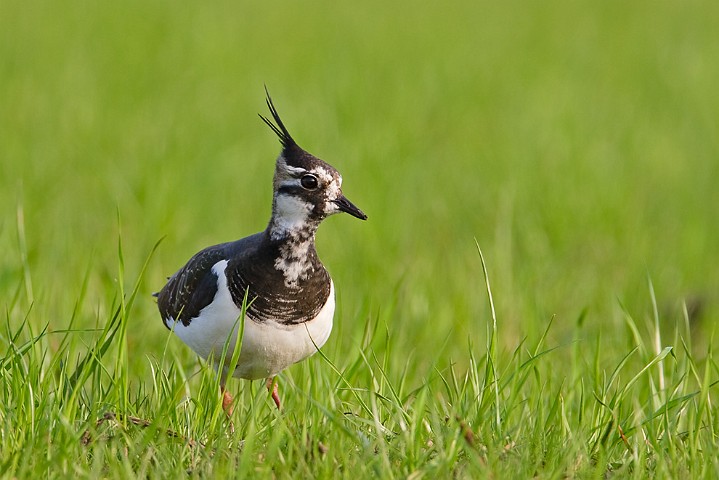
[169,260,335,379]
[225,245,331,325]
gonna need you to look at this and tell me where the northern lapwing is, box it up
[156,91,367,413]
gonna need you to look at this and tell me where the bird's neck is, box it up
[265,193,324,288]
[267,193,321,242]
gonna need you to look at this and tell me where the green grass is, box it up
[2,0,719,477]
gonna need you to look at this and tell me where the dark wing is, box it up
[157,244,229,328]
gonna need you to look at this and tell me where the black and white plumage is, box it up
[156,92,366,411]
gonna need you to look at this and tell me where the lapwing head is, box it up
[260,91,367,236]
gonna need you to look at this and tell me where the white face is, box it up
[269,155,346,240]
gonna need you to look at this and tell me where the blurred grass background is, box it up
[2,0,717,356]
[1,0,718,474]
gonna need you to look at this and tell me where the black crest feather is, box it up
[258,87,296,149]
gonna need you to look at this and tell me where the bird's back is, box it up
[157,233,265,327]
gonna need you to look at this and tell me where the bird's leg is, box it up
[220,382,236,434]
[266,377,281,410]
[221,383,234,416]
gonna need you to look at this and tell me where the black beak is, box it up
[334,195,367,220]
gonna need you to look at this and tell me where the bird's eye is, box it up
[300,174,319,190]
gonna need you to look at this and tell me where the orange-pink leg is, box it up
[221,384,234,416]
[221,383,236,433]
[266,377,281,410]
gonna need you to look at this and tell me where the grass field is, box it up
[2,0,719,477]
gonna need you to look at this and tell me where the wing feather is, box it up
[157,245,228,327]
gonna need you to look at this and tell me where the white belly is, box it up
[167,260,335,380]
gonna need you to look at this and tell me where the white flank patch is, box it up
[170,260,240,361]
[169,261,335,381]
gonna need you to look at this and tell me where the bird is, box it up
[155,91,367,414]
